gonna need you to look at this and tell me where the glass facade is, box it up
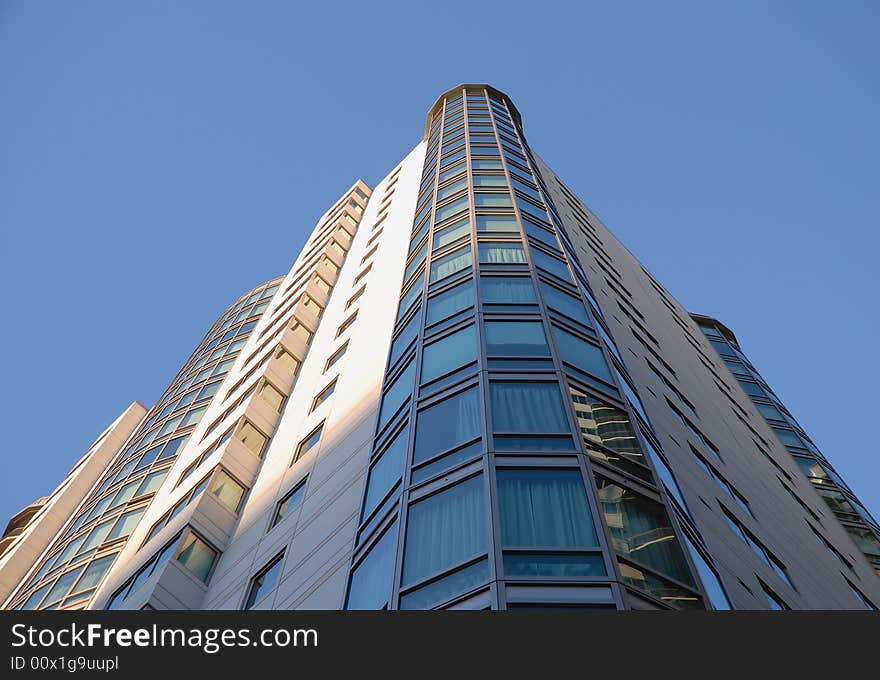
[345,86,708,610]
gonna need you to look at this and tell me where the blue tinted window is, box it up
[430,247,472,282]
[414,386,481,464]
[539,281,591,326]
[363,427,408,519]
[426,280,474,325]
[490,381,569,433]
[552,326,614,384]
[485,321,550,357]
[346,521,398,610]
[480,276,536,304]
[402,476,486,586]
[378,360,415,430]
[421,325,477,383]
[478,242,526,264]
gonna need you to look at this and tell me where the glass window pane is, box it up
[209,470,246,513]
[478,242,526,264]
[480,276,536,304]
[430,246,472,282]
[107,507,145,541]
[346,520,398,610]
[378,360,415,430]
[476,214,518,232]
[490,381,569,433]
[421,325,477,383]
[245,554,283,609]
[531,248,571,280]
[539,281,591,326]
[432,217,470,250]
[71,553,117,594]
[426,280,474,325]
[389,311,420,366]
[569,387,647,469]
[363,427,409,519]
[274,479,307,527]
[552,326,614,384]
[497,469,597,547]
[485,321,550,357]
[595,476,695,587]
[414,386,481,464]
[402,476,486,586]
[176,532,217,582]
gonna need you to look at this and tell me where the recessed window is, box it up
[273,478,307,527]
[236,420,268,458]
[244,553,284,609]
[325,342,348,371]
[208,469,246,514]
[294,423,324,462]
[311,378,337,412]
[258,380,285,412]
[275,347,299,374]
[175,530,218,583]
[336,311,358,337]
[347,286,366,309]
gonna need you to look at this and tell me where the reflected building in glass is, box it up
[2,85,877,611]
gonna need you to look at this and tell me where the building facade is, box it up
[2,84,877,611]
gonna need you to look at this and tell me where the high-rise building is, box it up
[3,84,877,611]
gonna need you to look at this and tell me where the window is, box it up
[176,530,218,582]
[363,427,408,519]
[497,468,603,577]
[208,469,246,514]
[311,378,337,411]
[378,360,415,431]
[481,276,536,305]
[426,279,474,325]
[273,478,307,527]
[474,192,512,208]
[397,276,424,321]
[490,381,573,450]
[293,423,323,462]
[236,420,268,457]
[258,380,285,412]
[484,320,550,358]
[336,312,357,337]
[552,326,615,387]
[531,248,570,280]
[432,217,470,250]
[434,196,468,223]
[347,286,366,309]
[414,386,481,467]
[421,325,477,384]
[478,241,526,264]
[539,281,591,326]
[476,214,518,233]
[106,507,145,541]
[346,520,398,610]
[275,348,299,374]
[402,476,486,587]
[430,246,472,282]
[570,386,650,479]
[245,553,284,609]
[594,476,695,589]
[325,342,348,371]
[389,312,420,366]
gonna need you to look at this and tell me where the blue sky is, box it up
[1,1,877,528]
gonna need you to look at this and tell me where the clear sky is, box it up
[1,1,877,529]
